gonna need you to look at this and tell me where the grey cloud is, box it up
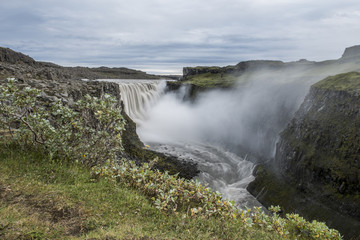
[0,0,359,74]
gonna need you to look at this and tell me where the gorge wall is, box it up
[248,72,360,239]
[276,72,360,203]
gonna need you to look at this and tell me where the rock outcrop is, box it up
[341,45,360,59]
[0,47,38,66]
[248,72,360,239]
[0,47,162,80]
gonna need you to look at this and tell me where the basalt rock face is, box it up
[248,72,360,239]
[276,75,360,198]
[341,45,360,59]
[276,72,360,212]
[0,47,38,66]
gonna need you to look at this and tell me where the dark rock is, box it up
[341,45,360,59]
[249,72,360,239]
[0,47,37,66]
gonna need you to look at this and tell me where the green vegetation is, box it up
[90,66,160,80]
[249,72,360,238]
[314,72,360,92]
[0,78,125,166]
[0,144,279,240]
[0,79,342,239]
[183,72,239,88]
[281,72,360,195]
[180,61,285,89]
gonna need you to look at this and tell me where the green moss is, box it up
[267,74,360,238]
[247,165,298,212]
[182,72,237,88]
[313,71,360,92]
[182,72,250,89]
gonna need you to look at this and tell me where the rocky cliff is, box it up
[342,45,360,59]
[0,47,38,66]
[0,47,161,80]
[276,72,360,198]
[248,72,360,239]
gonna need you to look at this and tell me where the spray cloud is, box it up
[138,60,360,160]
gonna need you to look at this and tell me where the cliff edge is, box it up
[276,72,360,197]
[341,45,360,59]
[248,72,360,239]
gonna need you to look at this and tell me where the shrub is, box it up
[0,78,125,166]
[92,159,342,239]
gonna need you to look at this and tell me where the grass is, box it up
[182,72,241,88]
[313,71,360,92]
[0,143,282,240]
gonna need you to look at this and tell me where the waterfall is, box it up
[96,78,262,208]
[96,79,165,124]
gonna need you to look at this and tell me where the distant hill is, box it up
[179,45,360,89]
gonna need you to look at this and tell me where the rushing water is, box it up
[146,142,262,209]
[96,79,165,124]
[97,79,262,208]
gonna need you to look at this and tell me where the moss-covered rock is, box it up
[248,72,360,239]
[276,72,360,198]
[313,71,360,92]
[180,60,285,90]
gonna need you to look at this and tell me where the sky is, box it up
[1,0,360,74]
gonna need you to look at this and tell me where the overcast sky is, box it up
[1,0,359,74]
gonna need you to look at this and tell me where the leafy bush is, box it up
[92,159,342,240]
[0,78,125,166]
